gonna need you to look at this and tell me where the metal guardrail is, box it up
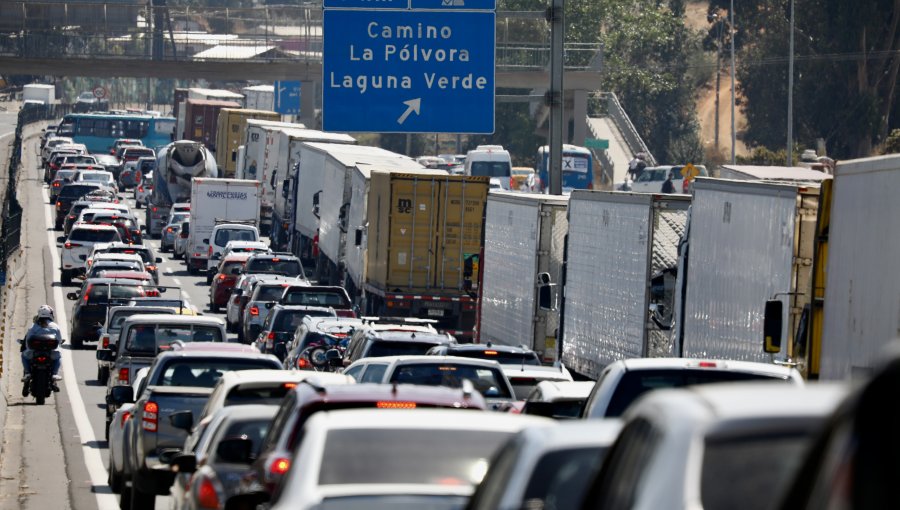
[0,2,602,71]
[601,92,657,166]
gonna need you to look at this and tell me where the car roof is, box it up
[97,271,152,279]
[444,344,534,354]
[108,305,177,316]
[271,304,335,313]
[305,407,550,431]
[527,381,595,401]
[365,330,450,343]
[222,253,253,262]
[215,370,352,391]
[618,357,801,379]
[501,365,573,381]
[122,314,225,326]
[83,277,147,286]
[92,253,143,261]
[213,224,257,230]
[359,355,503,369]
[292,382,485,409]
[248,252,299,260]
[103,242,152,251]
[226,240,268,247]
[155,345,276,360]
[515,420,623,451]
[306,317,364,330]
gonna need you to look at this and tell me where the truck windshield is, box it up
[470,161,511,178]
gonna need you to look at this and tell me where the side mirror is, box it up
[96,349,115,362]
[109,385,135,406]
[66,292,79,301]
[763,300,783,354]
[354,227,363,247]
[215,436,254,464]
[169,410,194,431]
[169,453,197,474]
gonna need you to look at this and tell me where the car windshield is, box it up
[108,248,152,264]
[125,324,222,353]
[636,169,668,182]
[218,261,245,276]
[212,418,271,461]
[69,229,120,243]
[701,432,810,510]
[509,377,571,401]
[283,290,349,308]
[273,310,333,332]
[245,258,302,276]
[215,229,257,246]
[604,369,790,417]
[86,284,146,304]
[109,310,169,332]
[389,363,512,399]
[368,340,444,358]
[170,214,189,225]
[319,428,509,486]
[521,447,607,509]
[470,161,511,178]
[159,358,274,388]
[453,350,541,366]
[124,149,154,159]
[80,173,109,182]
[223,383,296,407]
[55,170,76,181]
[89,263,142,278]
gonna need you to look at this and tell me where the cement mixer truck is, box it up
[146,141,218,237]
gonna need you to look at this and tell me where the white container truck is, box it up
[819,156,900,380]
[185,178,261,274]
[264,130,356,252]
[717,164,832,184]
[241,85,275,111]
[23,84,55,104]
[673,178,823,366]
[479,192,568,363]
[560,191,690,379]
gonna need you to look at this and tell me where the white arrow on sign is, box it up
[397,98,422,125]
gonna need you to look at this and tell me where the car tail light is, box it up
[166,227,173,233]
[138,186,143,192]
[269,457,290,476]
[484,350,498,355]
[509,176,516,189]
[218,274,227,281]
[297,357,310,369]
[196,476,220,509]
[120,411,131,427]
[145,265,156,272]
[233,296,240,305]
[266,331,275,350]
[152,207,157,212]
[56,202,62,209]
[696,361,719,368]
[101,335,110,349]
[52,182,60,188]
[83,284,92,303]
[208,246,213,257]
[117,367,129,383]
[249,306,259,316]
[376,401,417,409]
[142,401,158,432]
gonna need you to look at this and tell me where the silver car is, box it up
[174,220,189,260]
[161,212,190,252]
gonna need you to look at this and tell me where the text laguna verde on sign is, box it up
[323,0,496,134]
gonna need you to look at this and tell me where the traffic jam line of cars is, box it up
[35,124,895,510]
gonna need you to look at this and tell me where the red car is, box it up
[209,253,251,312]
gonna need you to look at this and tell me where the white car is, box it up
[221,240,270,259]
[581,383,847,510]
[41,136,75,162]
[267,409,552,510]
[501,365,573,401]
[581,357,804,419]
[206,224,260,273]
[134,172,152,207]
[75,170,117,191]
[60,224,122,285]
[174,219,189,259]
[521,380,596,419]
[86,252,146,278]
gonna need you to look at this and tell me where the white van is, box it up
[465,145,513,190]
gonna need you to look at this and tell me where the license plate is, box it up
[427,308,444,317]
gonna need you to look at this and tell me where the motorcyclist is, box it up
[21,305,64,396]
[627,152,648,181]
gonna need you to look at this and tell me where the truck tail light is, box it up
[142,401,158,432]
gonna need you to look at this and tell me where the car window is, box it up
[522,447,607,510]
[219,261,245,276]
[389,363,512,399]
[255,285,289,302]
[223,383,296,407]
[367,340,443,358]
[69,229,121,243]
[245,259,303,276]
[359,364,387,383]
[343,365,364,381]
[700,432,810,510]
[283,290,349,308]
[125,324,222,353]
[470,161,511,178]
[261,391,297,452]
[453,350,542,365]
[210,418,271,463]
[87,284,145,304]
[59,185,99,198]
[215,229,258,246]
[108,248,153,264]
[605,369,791,417]
[159,359,276,388]
[274,310,334,332]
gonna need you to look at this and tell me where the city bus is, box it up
[537,144,594,192]
[57,113,175,154]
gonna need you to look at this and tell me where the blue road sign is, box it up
[410,0,496,9]
[323,9,495,134]
[324,0,408,8]
[274,80,301,115]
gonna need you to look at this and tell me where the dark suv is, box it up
[66,278,153,348]
[342,323,456,366]
[253,304,337,358]
[54,182,103,230]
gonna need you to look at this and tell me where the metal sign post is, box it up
[547,0,565,195]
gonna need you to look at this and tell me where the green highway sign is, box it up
[585,138,609,150]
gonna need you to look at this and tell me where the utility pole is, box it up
[729,0,736,164]
[547,0,565,195]
[786,0,795,167]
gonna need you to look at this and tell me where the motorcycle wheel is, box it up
[32,371,48,405]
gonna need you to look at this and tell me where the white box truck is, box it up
[186,178,261,273]
[561,191,689,379]
[479,192,568,362]
[717,164,832,183]
[673,178,823,366]
[819,156,900,380]
[23,84,55,104]
[264,129,356,252]
[241,85,275,111]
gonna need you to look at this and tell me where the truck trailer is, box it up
[560,190,689,379]
[181,98,241,150]
[479,192,568,362]
[214,108,279,177]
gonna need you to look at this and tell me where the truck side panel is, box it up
[345,167,369,291]
[820,156,900,380]
[318,155,350,268]
[561,192,653,378]
[681,179,799,363]
[295,147,327,240]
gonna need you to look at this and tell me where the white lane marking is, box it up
[42,186,119,510]
[164,267,173,275]
[172,277,182,286]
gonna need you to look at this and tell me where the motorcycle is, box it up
[296,336,350,373]
[20,334,61,405]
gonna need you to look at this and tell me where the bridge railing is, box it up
[0,2,601,70]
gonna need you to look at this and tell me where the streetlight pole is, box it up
[547,0,565,195]
[786,0,795,166]
[730,0,736,164]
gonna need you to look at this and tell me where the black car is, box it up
[66,278,155,348]
[243,253,305,278]
[54,183,103,230]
